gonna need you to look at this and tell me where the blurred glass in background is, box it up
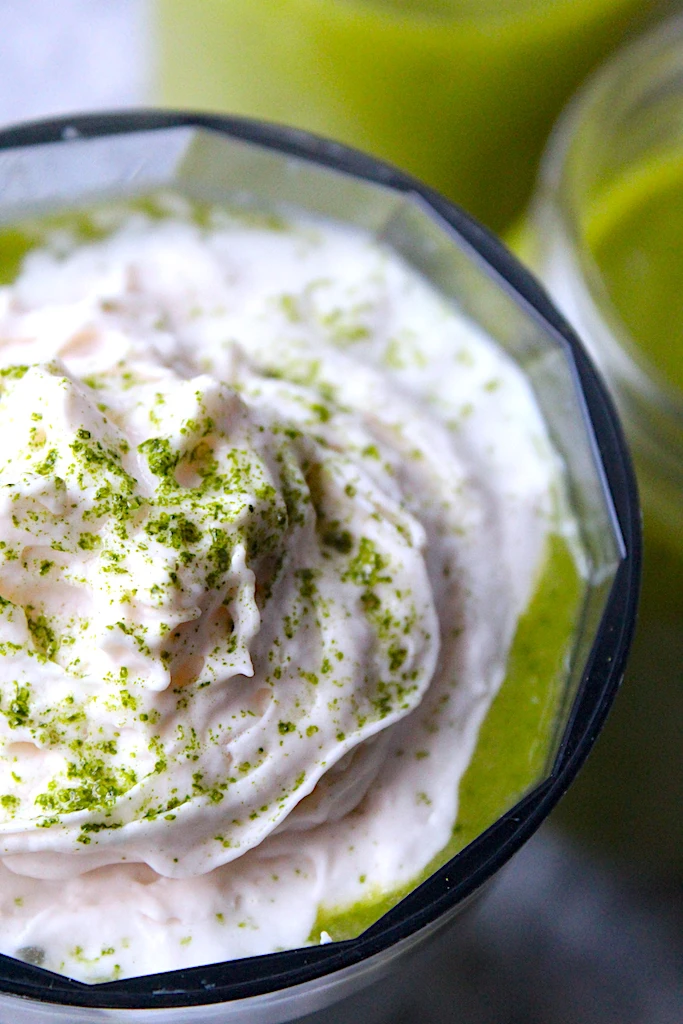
[518,16,683,880]
[154,0,667,233]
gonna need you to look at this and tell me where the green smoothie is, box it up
[514,146,683,873]
[559,151,683,871]
[154,0,659,231]
[585,150,683,393]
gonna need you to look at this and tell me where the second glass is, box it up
[520,15,683,876]
[154,0,665,232]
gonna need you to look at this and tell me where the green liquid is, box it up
[586,151,683,393]
[512,152,683,874]
[154,0,656,231]
[311,533,582,941]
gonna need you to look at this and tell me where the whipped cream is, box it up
[0,197,568,980]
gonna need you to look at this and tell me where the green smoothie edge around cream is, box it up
[309,531,583,942]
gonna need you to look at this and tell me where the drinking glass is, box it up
[153,0,668,231]
[0,110,639,1022]
[520,16,683,874]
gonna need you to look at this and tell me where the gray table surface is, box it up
[0,4,681,1022]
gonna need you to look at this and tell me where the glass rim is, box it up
[0,109,641,1011]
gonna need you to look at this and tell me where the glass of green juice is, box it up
[0,110,639,1023]
[153,0,668,233]
[519,15,683,876]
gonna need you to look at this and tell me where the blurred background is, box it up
[0,1,681,1021]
